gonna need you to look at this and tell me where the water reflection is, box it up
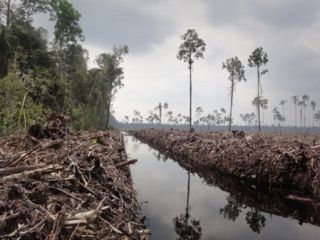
[220,196,266,233]
[220,196,242,222]
[149,146,320,233]
[152,151,168,162]
[245,208,266,234]
[173,172,202,240]
[125,134,320,239]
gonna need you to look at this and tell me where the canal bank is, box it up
[124,133,320,240]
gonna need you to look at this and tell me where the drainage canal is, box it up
[124,133,320,240]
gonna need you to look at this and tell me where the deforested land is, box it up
[131,129,320,198]
[0,116,149,240]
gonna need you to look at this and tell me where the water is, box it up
[123,134,320,240]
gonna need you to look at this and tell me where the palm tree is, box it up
[177,29,206,130]
[248,47,269,132]
[291,95,299,131]
[222,57,246,131]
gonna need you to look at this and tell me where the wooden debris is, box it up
[0,129,148,239]
[131,129,320,197]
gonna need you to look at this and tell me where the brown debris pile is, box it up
[0,130,149,239]
[131,129,320,197]
[28,114,69,140]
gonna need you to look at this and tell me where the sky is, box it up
[36,0,320,126]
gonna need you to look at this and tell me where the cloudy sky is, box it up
[38,0,320,125]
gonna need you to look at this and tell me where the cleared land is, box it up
[0,117,148,240]
[131,129,320,198]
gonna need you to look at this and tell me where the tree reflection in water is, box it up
[153,151,168,162]
[220,195,266,234]
[245,208,266,233]
[173,172,202,240]
[219,196,242,221]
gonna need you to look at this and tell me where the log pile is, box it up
[0,128,149,239]
[131,129,320,197]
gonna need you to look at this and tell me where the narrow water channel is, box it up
[123,134,320,240]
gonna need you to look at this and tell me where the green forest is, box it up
[0,0,127,135]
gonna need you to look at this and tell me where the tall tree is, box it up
[291,95,299,130]
[279,99,287,125]
[302,94,309,128]
[240,113,256,126]
[222,57,246,131]
[314,111,320,128]
[272,107,285,127]
[177,29,206,131]
[248,47,269,132]
[19,0,50,23]
[96,46,128,128]
[50,0,83,75]
[155,102,168,124]
[195,106,203,124]
[252,97,268,125]
[298,100,306,131]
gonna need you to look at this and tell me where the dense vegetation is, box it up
[0,0,127,135]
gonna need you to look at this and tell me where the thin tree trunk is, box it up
[228,80,234,131]
[17,92,27,130]
[159,103,162,124]
[257,67,261,132]
[189,62,192,131]
[312,110,315,133]
[304,106,306,128]
[300,107,303,133]
[105,94,112,129]
[0,26,9,77]
[294,105,297,133]
[6,0,11,27]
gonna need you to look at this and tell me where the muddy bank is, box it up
[0,127,148,239]
[131,129,320,197]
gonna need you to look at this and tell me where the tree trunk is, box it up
[6,0,11,27]
[189,62,192,131]
[257,67,261,132]
[228,80,234,131]
[0,26,9,77]
[300,107,303,133]
[294,105,297,133]
[105,94,112,129]
[303,106,306,128]
[159,103,162,124]
[312,110,315,132]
